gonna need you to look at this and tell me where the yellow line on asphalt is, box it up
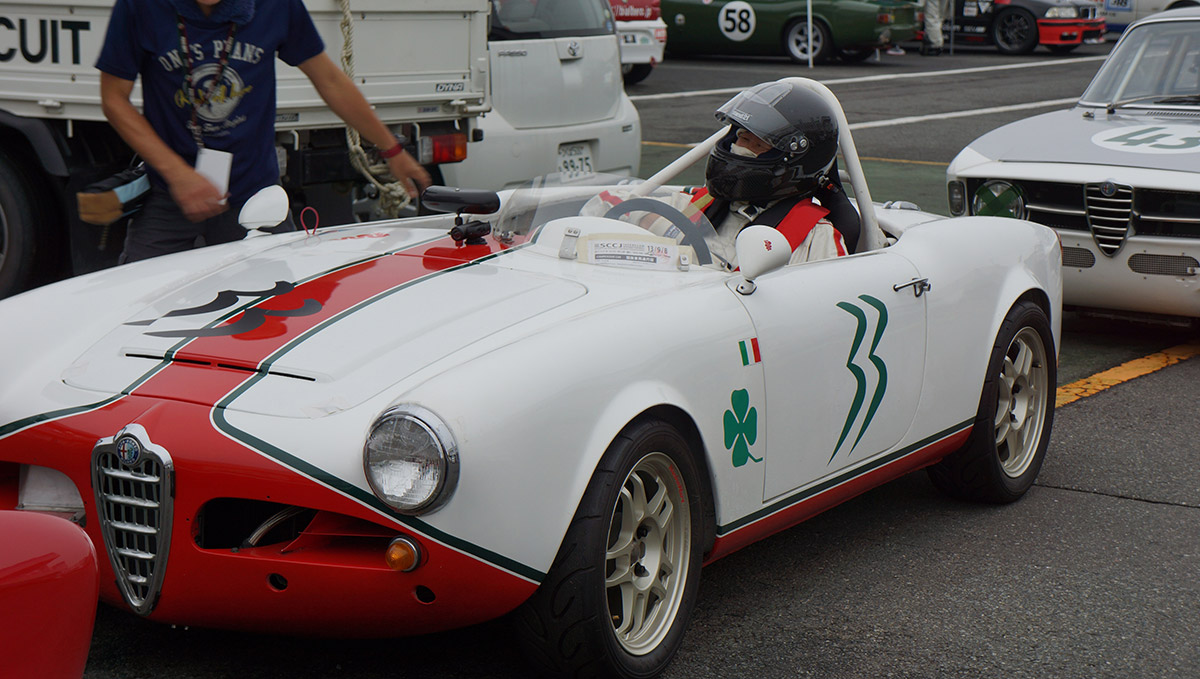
[1056,341,1200,408]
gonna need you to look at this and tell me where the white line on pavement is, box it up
[847,97,1078,129]
[627,56,1107,102]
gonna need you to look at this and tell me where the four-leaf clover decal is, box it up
[724,389,761,467]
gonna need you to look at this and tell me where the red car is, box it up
[611,0,667,83]
[0,510,99,679]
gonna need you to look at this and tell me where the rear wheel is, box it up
[622,63,654,86]
[516,419,704,679]
[992,8,1039,55]
[928,300,1055,503]
[783,19,832,63]
[0,149,43,298]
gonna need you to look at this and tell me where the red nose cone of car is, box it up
[0,510,99,679]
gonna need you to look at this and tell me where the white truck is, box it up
[0,0,490,298]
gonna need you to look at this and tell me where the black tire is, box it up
[928,300,1056,504]
[837,47,876,63]
[622,63,654,86]
[783,18,832,63]
[992,8,1039,55]
[0,148,44,298]
[1047,44,1079,54]
[516,419,705,679]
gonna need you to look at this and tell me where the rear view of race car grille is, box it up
[1128,254,1200,277]
[91,426,174,616]
[1085,183,1133,256]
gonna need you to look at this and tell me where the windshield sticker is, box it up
[832,295,889,463]
[582,234,682,270]
[724,389,761,467]
[738,337,761,366]
[1092,125,1200,154]
[719,1,756,42]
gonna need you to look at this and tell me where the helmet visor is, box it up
[715,82,817,155]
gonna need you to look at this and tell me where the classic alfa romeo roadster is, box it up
[0,79,1061,678]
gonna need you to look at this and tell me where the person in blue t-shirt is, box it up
[97,0,432,263]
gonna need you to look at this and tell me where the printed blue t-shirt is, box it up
[96,0,324,206]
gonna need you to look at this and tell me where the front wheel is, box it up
[928,300,1055,503]
[516,420,704,679]
[992,9,1039,55]
[783,19,832,63]
[0,149,44,298]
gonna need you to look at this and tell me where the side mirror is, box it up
[734,225,790,295]
[421,186,501,215]
[238,185,290,231]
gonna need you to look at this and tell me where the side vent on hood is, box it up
[124,352,317,382]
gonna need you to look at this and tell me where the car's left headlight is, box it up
[1045,6,1078,18]
[972,180,1027,219]
[364,405,459,515]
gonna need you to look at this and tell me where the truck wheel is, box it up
[928,301,1055,503]
[0,150,42,298]
[783,19,832,63]
[623,63,654,86]
[992,8,1039,55]
[516,419,704,679]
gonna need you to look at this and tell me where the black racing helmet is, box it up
[705,81,839,203]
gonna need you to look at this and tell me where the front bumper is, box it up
[1059,233,1200,318]
[1037,17,1106,46]
[1,395,536,637]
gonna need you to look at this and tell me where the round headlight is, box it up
[972,180,1026,219]
[1045,6,1078,18]
[364,405,458,515]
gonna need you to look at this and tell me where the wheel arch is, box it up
[0,111,70,178]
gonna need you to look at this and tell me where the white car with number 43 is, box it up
[948,8,1200,320]
[0,79,1059,679]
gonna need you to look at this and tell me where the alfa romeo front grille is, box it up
[1085,183,1133,256]
[1128,253,1199,277]
[91,425,174,616]
[1061,246,1096,269]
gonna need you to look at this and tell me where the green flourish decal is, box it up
[831,295,889,463]
[724,389,761,467]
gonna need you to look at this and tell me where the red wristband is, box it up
[380,143,405,159]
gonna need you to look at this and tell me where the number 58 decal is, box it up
[719,1,756,42]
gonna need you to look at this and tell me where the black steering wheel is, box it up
[602,198,713,266]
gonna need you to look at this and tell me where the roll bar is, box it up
[636,77,886,253]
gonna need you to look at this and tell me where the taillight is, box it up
[654,27,667,43]
[431,133,468,164]
[877,12,896,24]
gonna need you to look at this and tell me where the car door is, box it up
[732,250,929,502]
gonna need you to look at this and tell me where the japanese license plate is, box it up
[558,143,595,182]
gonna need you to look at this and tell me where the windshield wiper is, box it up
[1108,93,1200,112]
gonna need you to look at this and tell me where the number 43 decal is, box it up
[1093,125,1200,154]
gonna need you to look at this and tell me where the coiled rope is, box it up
[339,0,412,216]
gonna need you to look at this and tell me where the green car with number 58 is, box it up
[662,0,922,63]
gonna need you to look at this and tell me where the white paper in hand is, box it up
[195,148,232,204]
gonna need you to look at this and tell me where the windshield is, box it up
[1080,18,1200,107]
[494,174,730,270]
[490,0,616,40]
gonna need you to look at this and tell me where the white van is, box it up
[439,0,642,192]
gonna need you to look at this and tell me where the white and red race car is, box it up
[0,79,1060,679]
[611,0,667,84]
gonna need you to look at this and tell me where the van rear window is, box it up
[490,0,615,40]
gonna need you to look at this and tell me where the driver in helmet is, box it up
[585,80,862,268]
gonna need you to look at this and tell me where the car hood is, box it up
[957,108,1200,174]
[57,224,587,417]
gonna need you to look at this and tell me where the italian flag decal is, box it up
[739,338,761,366]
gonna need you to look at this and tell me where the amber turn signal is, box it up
[385,535,423,572]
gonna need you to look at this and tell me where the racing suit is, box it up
[584,187,846,269]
